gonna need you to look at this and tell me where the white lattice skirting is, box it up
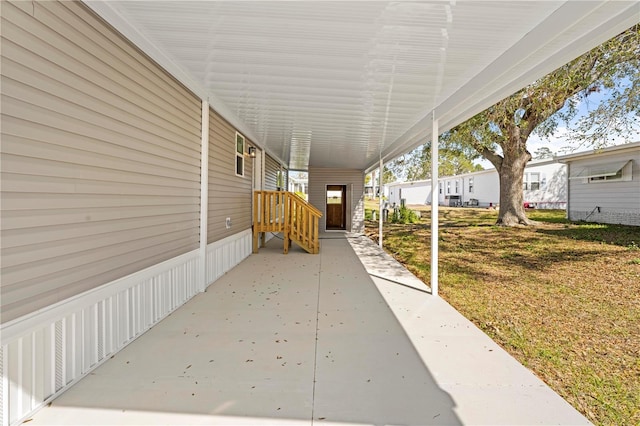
[1,230,252,426]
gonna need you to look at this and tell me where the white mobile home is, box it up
[1,1,635,424]
[558,142,640,226]
[387,179,433,206]
[388,160,567,209]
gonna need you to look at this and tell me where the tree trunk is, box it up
[496,150,536,226]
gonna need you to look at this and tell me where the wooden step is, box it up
[253,190,322,254]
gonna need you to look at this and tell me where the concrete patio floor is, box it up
[28,234,589,425]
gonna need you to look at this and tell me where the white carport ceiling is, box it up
[86,1,639,171]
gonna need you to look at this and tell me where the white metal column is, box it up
[378,61,395,248]
[430,112,439,296]
[198,100,210,292]
[378,158,384,247]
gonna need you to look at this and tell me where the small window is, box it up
[276,170,285,190]
[439,183,442,194]
[235,132,245,177]
[468,177,474,193]
[570,160,632,183]
[529,172,540,190]
[589,169,622,182]
[327,189,342,204]
[446,181,451,194]
[454,180,459,194]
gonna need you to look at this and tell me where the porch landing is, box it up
[28,235,588,425]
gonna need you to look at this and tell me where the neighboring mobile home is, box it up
[388,160,567,209]
[1,1,635,424]
[557,142,640,226]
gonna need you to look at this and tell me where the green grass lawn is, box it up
[365,207,640,426]
[364,197,381,211]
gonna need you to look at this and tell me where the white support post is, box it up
[198,100,210,292]
[430,112,439,296]
[1,345,7,426]
[378,62,395,249]
[378,158,384,248]
[372,169,377,201]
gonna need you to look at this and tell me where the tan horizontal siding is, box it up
[265,154,281,190]
[207,109,253,243]
[2,239,197,316]
[2,137,198,184]
[0,1,202,323]
[2,173,199,197]
[2,213,198,248]
[25,2,200,127]
[2,113,200,169]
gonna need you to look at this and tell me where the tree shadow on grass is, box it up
[536,224,640,248]
[446,247,609,275]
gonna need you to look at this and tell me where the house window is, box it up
[235,132,245,177]
[570,160,633,183]
[276,170,285,190]
[446,181,451,194]
[529,172,540,190]
[589,169,623,182]
[468,177,474,193]
[455,180,459,194]
[439,183,442,194]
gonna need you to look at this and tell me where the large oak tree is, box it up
[447,24,639,226]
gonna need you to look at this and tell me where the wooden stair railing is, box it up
[253,191,322,254]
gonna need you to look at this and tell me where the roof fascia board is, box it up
[557,141,640,162]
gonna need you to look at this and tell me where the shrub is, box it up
[390,205,420,224]
[365,209,373,221]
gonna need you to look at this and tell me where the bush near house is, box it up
[364,209,374,221]
[390,205,420,224]
[366,208,640,426]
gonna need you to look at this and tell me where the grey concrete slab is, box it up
[312,238,460,425]
[346,234,590,426]
[29,234,590,426]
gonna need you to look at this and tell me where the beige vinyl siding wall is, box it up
[264,154,282,191]
[284,169,290,191]
[308,168,365,233]
[207,110,254,243]
[0,1,202,323]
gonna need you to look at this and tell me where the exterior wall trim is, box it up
[0,230,252,426]
[206,229,252,285]
[0,248,198,426]
[1,250,199,345]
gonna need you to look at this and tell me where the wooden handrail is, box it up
[289,191,322,216]
[253,190,322,254]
